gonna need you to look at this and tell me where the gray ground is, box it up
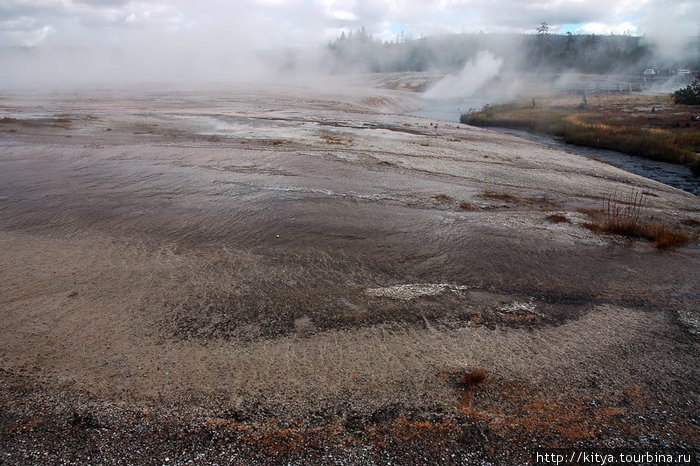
[1,79,699,464]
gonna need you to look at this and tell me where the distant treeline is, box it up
[267,30,700,75]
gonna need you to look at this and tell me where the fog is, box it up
[0,0,699,91]
[423,52,503,100]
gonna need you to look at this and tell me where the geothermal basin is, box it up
[1,79,699,463]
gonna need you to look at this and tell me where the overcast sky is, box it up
[1,0,697,88]
[1,0,698,49]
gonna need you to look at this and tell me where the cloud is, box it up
[575,22,638,35]
[1,0,698,88]
[638,0,700,61]
[2,0,694,49]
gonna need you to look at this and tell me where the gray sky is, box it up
[1,0,698,88]
[1,0,698,49]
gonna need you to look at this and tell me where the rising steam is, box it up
[423,51,504,100]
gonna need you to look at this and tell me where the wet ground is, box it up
[1,80,699,464]
[415,99,700,196]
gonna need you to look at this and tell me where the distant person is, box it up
[532,98,536,109]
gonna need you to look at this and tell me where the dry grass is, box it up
[600,191,646,236]
[649,224,691,250]
[579,192,693,249]
[459,201,474,210]
[458,369,487,388]
[388,417,458,446]
[482,190,520,202]
[320,133,346,145]
[433,193,455,203]
[545,213,569,224]
[461,95,700,168]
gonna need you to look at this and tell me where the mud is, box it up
[1,80,699,464]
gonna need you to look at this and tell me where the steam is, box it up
[640,0,700,65]
[423,51,503,100]
[1,0,699,91]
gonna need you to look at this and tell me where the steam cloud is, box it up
[0,0,698,90]
[423,51,504,100]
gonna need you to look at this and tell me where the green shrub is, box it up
[673,80,700,105]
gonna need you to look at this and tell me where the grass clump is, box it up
[459,200,474,210]
[579,191,693,249]
[546,213,569,223]
[600,191,646,236]
[649,224,691,250]
[458,369,487,388]
[433,194,454,203]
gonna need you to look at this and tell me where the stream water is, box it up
[413,98,699,196]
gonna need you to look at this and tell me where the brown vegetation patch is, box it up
[433,193,455,203]
[459,200,475,210]
[649,223,691,249]
[545,213,569,223]
[461,94,700,169]
[577,192,693,249]
[576,207,603,217]
[320,133,346,145]
[449,379,696,451]
[482,190,520,202]
[458,369,488,388]
[388,417,458,446]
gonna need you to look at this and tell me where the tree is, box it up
[673,80,700,105]
[535,22,551,66]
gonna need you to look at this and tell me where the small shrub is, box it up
[673,80,700,105]
[459,201,474,210]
